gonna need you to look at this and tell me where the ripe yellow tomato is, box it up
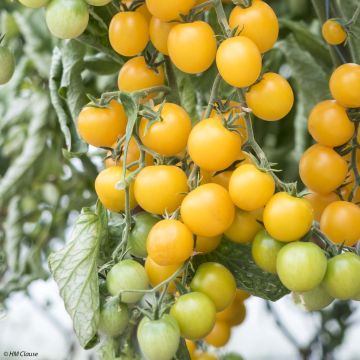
[329,63,360,108]
[118,56,165,93]
[149,17,177,55]
[225,208,263,244]
[229,164,275,211]
[139,103,192,156]
[181,183,235,237]
[195,354,218,360]
[263,192,314,242]
[147,219,194,265]
[235,288,251,302]
[134,165,188,215]
[136,4,152,23]
[229,0,279,53]
[216,291,247,325]
[320,201,360,246]
[145,256,183,292]
[216,36,262,88]
[185,340,196,359]
[204,320,231,348]
[168,21,217,74]
[322,19,347,45]
[188,117,242,172]
[195,235,222,254]
[299,144,348,195]
[95,166,137,212]
[105,137,153,170]
[77,100,127,147]
[304,191,340,222]
[245,72,294,121]
[308,100,354,147]
[109,12,149,56]
[145,0,195,21]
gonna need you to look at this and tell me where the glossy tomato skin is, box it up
[188,117,242,172]
[149,17,177,55]
[299,144,348,195]
[245,72,294,121]
[106,259,149,303]
[98,300,129,336]
[195,354,218,360]
[181,183,235,237]
[216,36,262,88]
[190,262,236,311]
[304,191,340,222]
[292,285,334,311]
[78,100,127,147]
[320,201,360,246]
[322,19,347,45]
[95,166,137,212]
[263,192,313,242]
[186,340,196,358]
[147,219,194,266]
[204,320,231,348]
[225,208,263,244]
[128,212,159,258]
[139,103,192,156]
[229,1,279,53]
[195,235,222,254]
[46,0,89,39]
[276,242,327,292]
[170,292,216,340]
[145,0,195,21]
[109,12,149,56]
[308,100,354,147]
[252,229,284,273]
[0,46,15,85]
[323,252,360,300]
[229,164,275,211]
[329,63,360,108]
[168,21,217,74]
[216,291,246,326]
[137,314,180,360]
[19,0,49,7]
[118,56,165,93]
[145,257,183,292]
[134,165,188,215]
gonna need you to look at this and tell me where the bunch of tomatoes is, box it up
[18,0,360,358]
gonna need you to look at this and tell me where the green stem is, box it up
[164,57,181,105]
[214,0,232,36]
[100,86,171,102]
[204,73,222,118]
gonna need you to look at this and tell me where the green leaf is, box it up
[48,204,108,348]
[97,337,117,360]
[175,338,191,360]
[84,54,120,75]
[194,239,289,301]
[176,73,198,123]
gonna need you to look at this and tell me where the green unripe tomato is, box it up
[85,0,112,5]
[0,46,15,85]
[106,259,149,303]
[276,242,327,292]
[190,262,236,311]
[18,0,49,8]
[46,0,89,39]
[323,252,360,300]
[128,212,159,258]
[170,292,216,340]
[137,314,180,360]
[292,285,334,311]
[98,300,129,336]
[252,230,284,273]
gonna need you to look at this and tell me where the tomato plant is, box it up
[98,300,129,337]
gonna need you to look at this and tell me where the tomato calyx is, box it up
[143,49,165,74]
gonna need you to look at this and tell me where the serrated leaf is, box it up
[48,204,108,348]
[194,239,289,301]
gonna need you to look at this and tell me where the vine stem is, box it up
[349,121,360,202]
[204,73,222,118]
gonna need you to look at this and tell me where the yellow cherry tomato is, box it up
[299,144,348,195]
[304,191,340,222]
[188,117,242,172]
[95,166,137,212]
[308,100,354,147]
[322,19,347,45]
[245,72,294,121]
[139,103,192,156]
[109,12,149,56]
[136,3,152,23]
[134,165,188,215]
[225,208,263,244]
[168,21,217,74]
[145,0,195,21]
[217,298,246,327]
[77,100,127,148]
[320,201,360,246]
[229,164,275,211]
[204,320,231,348]
[263,192,314,242]
[195,235,222,254]
[195,354,218,360]
[181,183,235,237]
[185,340,196,359]
[229,0,279,53]
[147,219,194,266]
[235,288,251,302]
[216,36,262,88]
[149,17,177,55]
